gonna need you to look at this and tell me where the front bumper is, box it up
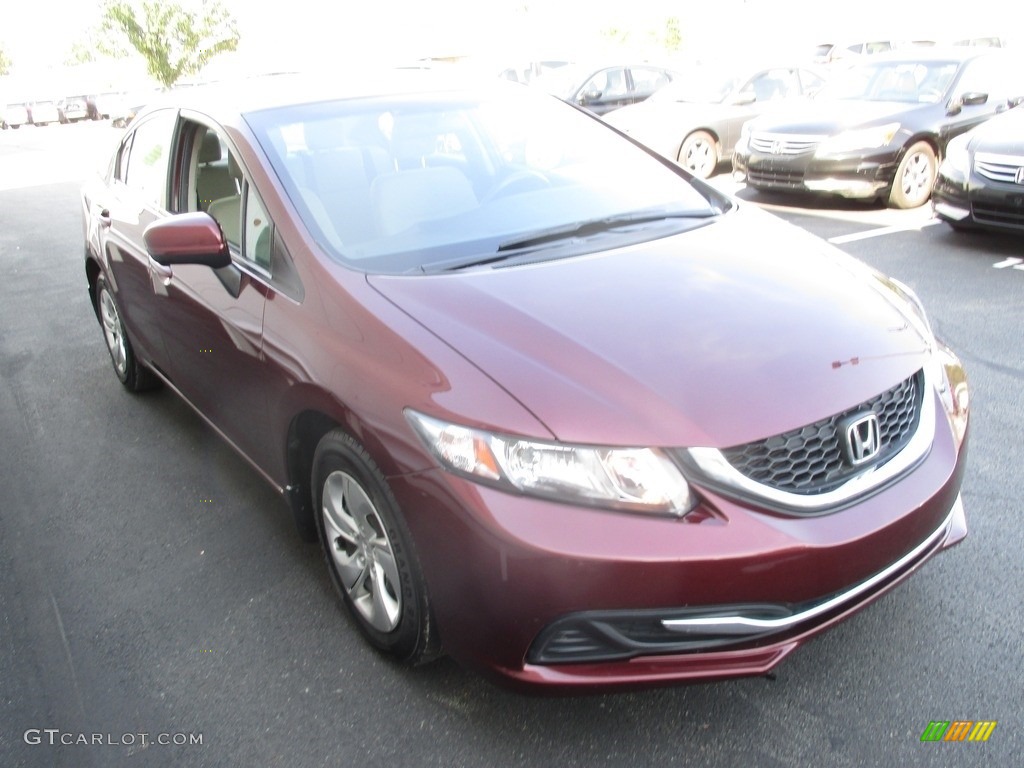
[734,145,901,199]
[393,384,969,692]
[933,165,1024,231]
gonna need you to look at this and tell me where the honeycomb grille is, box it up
[720,371,923,495]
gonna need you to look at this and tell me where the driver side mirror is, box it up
[947,91,989,115]
[731,90,757,106]
[143,212,232,268]
[579,89,603,105]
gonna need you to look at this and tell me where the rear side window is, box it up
[123,110,177,211]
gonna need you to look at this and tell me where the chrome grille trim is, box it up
[974,152,1024,184]
[686,367,936,513]
[721,372,921,494]
[749,133,825,156]
[662,496,961,637]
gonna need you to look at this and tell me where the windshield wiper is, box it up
[417,207,720,273]
[495,208,719,253]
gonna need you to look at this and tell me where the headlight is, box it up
[884,276,934,342]
[940,134,971,176]
[816,123,900,155]
[406,411,696,517]
[874,278,969,447]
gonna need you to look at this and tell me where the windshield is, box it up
[246,85,720,274]
[815,59,958,103]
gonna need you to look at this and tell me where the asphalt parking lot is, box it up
[1,121,1021,768]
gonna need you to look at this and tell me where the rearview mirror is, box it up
[143,212,231,268]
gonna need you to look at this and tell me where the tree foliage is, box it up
[101,0,240,88]
[0,45,11,76]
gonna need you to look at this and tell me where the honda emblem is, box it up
[842,413,881,466]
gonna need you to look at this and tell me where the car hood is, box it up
[367,207,932,448]
[749,99,933,135]
[968,106,1024,153]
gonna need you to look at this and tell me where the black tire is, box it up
[95,275,160,392]
[678,130,718,179]
[313,429,440,665]
[888,141,936,209]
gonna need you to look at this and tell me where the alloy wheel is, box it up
[321,470,401,633]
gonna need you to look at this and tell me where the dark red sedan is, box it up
[81,72,970,692]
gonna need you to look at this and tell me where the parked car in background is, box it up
[81,71,969,692]
[1,103,30,129]
[98,88,161,127]
[733,48,1024,208]
[932,103,1024,232]
[497,59,569,84]
[28,100,61,126]
[533,62,678,115]
[605,64,826,178]
[814,41,893,66]
[57,95,91,123]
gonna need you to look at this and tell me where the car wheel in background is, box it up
[889,141,936,209]
[95,276,160,392]
[678,130,719,179]
[313,429,440,664]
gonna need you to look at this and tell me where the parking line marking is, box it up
[993,257,1024,269]
[828,219,942,245]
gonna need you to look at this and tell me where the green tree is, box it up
[0,45,12,76]
[101,0,240,88]
[660,17,684,54]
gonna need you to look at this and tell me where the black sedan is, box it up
[733,49,1024,208]
[932,104,1024,232]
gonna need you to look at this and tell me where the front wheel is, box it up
[678,130,719,179]
[313,429,440,664]
[889,141,936,209]
[95,276,159,391]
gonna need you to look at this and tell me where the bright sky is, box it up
[2,0,1018,85]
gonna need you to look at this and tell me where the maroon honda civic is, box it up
[81,72,969,692]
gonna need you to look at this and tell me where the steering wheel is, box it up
[483,170,550,202]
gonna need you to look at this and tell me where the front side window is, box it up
[581,68,629,100]
[123,110,177,210]
[953,55,1023,103]
[182,122,273,272]
[246,84,724,275]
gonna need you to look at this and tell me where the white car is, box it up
[1,103,30,129]
[29,100,61,126]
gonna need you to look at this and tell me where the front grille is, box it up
[720,371,923,495]
[972,200,1024,229]
[974,152,1024,184]
[747,167,806,189]
[750,133,822,155]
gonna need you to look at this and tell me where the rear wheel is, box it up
[95,276,159,391]
[313,429,440,664]
[678,131,718,179]
[889,141,936,209]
